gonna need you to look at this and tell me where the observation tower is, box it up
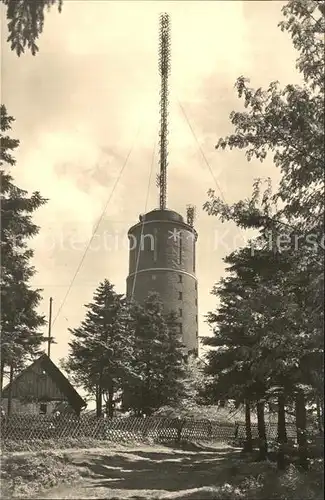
[126,14,198,353]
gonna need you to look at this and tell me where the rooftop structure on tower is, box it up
[126,14,198,354]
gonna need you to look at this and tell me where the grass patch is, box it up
[240,460,324,500]
[168,459,324,500]
[1,451,80,498]
[1,435,154,453]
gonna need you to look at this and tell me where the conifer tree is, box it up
[124,293,187,416]
[65,280,133,417]
[204,235,323,462]
[204,248,269,456]
[1,105,46,394]
[2,0,63,56]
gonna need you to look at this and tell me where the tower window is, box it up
[179,308,182,317]
[196,331,198,338]
[153,228,158,262]
[142,232,154,252]
[179,324,183,335]
[195,282,197,291]
[178,274,182,283]
[195,315,197,323]
[178,291,182,300]
[195,298,197,306]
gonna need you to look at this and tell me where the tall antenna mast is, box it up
[158,13,171,210]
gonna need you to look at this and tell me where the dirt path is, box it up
[37,443,243,499]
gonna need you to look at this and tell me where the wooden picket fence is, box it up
[0,414,235,443]
[0,413,298,451]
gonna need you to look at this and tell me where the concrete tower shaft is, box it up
[126,209,198,353]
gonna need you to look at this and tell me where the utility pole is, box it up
[47,297,53,358]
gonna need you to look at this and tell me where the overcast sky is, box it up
[2,0,300,366]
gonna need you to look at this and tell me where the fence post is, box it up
[234,421,239,441]
[208,420,212,439]
[176,418,185,444]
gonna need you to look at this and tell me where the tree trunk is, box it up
[96,384,102,418]
[97,366,104,418]
[7,364,14,417]
[142,363,151,416]
[107,380,114,418]
[257,400,268,460]
[0,360,5,392]
[296,389,308,470]
[277,391,287,470]
[316,396,323,433]
[176,418,185,443]
[243,399,253,452]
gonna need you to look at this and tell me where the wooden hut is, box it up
[1,353,86,416]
